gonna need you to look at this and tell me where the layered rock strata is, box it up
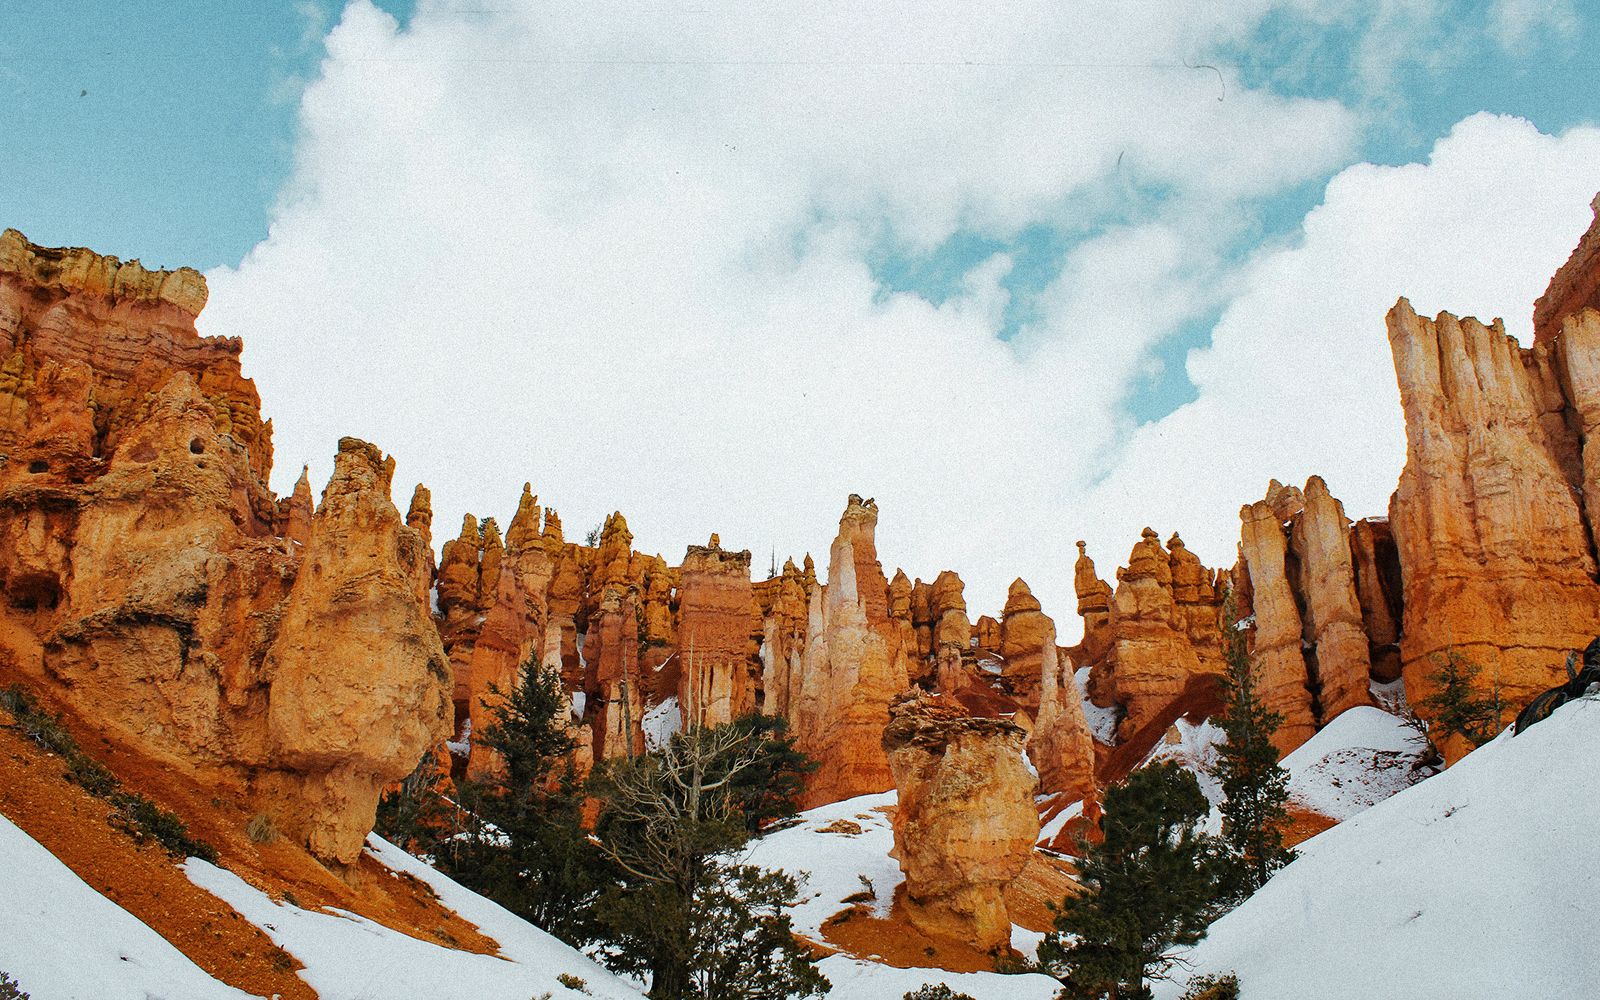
[1387,297,1600,755]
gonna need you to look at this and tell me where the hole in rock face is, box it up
[27,460,48,474]
[189,438,205,455]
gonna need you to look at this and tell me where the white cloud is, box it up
[200,1,1593,640]
[1084,114,1600,581]
[1488,0,1580,54]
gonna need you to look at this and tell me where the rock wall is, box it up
[677,537,757,728]
[883,696,1038,953]
[1237,478,1376,753]
[1026,624,1097,806]
[1387,296,1600,755]
[0,231,450,864]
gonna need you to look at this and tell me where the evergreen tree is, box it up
[1418,649,1502,749]
[1211,602,1295,904]
[687,864,830,1000]
[1039,762,1221,1000]
[592,722,826,1000]
[723,713,817,833]
[387,658,610,947]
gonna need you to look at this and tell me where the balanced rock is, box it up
[884,696,1039,953]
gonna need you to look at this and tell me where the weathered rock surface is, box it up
[1026,625,1096,805]
[677,537,756,727]
[1236,477,1372,753]
[790,496,911,807]
[999,578,1051,701]
[1077,528,1225,743]
[1534,193,1600,345]
[1387,297,1600,756]
[1238,495,1317,751]
[0,231,449,864]
[884,696,1039,953]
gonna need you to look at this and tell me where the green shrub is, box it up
[1182,971,1241,1000]
[904,986,977,1000]
[555,972,589,993]
[0,970,29,1000]
[1,685,217,863]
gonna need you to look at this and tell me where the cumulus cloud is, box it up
[200,0,1596,636]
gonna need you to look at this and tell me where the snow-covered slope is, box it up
[744,791,1061,1000]
[0,814,254,1000]
[1282,705,1429,820]
[1158,698,1600,999]
[186,835,645,1000]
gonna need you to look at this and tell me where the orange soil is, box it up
[0,696,503,998]
[0,708,315,999]
[1284,806,1339,848]
[821,887,1004,974]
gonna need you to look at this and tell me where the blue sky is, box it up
[5,2,1599,620]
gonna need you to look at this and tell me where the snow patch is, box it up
[0,814,253,1000]
[744,791,903,935]
[1282,705,1429,821]
[1075,666,1119,744]
[185,836,645,1000]
[643,696,682,750]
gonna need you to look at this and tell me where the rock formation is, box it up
[790,496,911,807]
[1387,297,1600,754]
[883,696,1039,953]
[1076,528,1225,743]
[1237,478,1375,752]
[677,537,756,728]
[998,578,1051,701]
[0,231,449,863]
[1026,626,1096,805]
[1533,192,1600,344]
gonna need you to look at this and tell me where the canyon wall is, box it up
[0,230,450,863]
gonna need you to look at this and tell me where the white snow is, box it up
[0,814,255,1000]
[744,791,904,935]
[1156,698,1600,999]
[1144,717,1226,820]
[185,835,645,1000]
[816,955,1059,1000]
[1076,667,1119,744]
[744,792,1063,1000]
[1037,798,1084,846]
[642,696,683,751]
[446,715,472,758]
[1282,705,1429,821]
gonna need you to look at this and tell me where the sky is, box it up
[3,1,1598,634]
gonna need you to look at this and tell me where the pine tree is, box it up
[1418,649,1502,749]
[418,658,610,947]
[592,721,826,1000]
[1039,762,1221,1000]
[723,713,816,833]
[1211,600,1295,904]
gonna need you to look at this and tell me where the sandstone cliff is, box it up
[0,231,449,863]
